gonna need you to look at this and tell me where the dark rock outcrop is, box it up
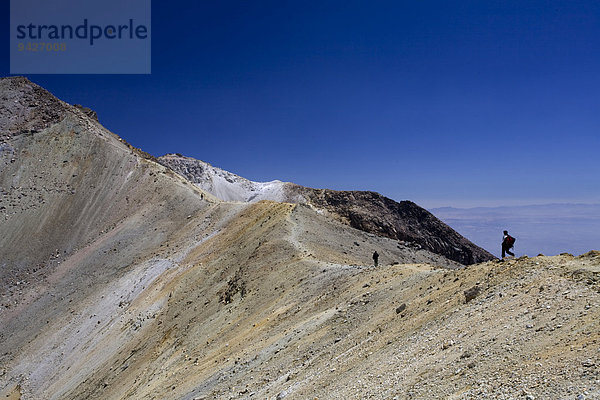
[294,188,495,265]
[73,104,99,121]
[464,286,481,303]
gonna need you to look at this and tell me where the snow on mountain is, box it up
[158,154,303,203]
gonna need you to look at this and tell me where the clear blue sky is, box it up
[2,1,599,208]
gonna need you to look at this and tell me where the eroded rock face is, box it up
[73,104,98,122]
[0,77,70,140]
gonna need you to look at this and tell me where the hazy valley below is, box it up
[431,203,600,258]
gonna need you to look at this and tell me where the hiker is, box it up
[373,251,379,267]
[502,230,515,259]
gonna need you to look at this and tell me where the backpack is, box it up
[505,235,515,247]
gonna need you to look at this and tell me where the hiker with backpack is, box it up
[502,230,515,259]
[373,251,379,267]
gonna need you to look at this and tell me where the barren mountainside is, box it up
[1,77,599,400]
[159,154,494,265]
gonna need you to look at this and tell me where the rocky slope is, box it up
[1,77,598,400]
[0,76,70,140]
[0,77,454,399]
[159,154,494,265]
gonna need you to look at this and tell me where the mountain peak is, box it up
[1,76,33,86]
[0,76,70,138]
[0,76,99,141]
[158,154,292,203]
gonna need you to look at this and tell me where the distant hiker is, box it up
[502,230,515,259]
[373,251,379,267]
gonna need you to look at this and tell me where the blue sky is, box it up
[2,1,599,208]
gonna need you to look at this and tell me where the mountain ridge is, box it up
[159,153,495,265]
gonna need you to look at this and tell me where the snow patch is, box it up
[161,155,291,203]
